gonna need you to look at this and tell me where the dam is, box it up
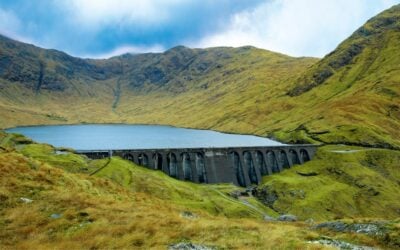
[7,124,318,187]
[77,145,317,187]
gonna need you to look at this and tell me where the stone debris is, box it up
[180,211,199,220]
[168,242,216,250]
[314,221,386,236]
[20,197,33,203]
[277,214,298,222]
[50,213,62,219]
[309,237,377,250]
[305,218,315,225]
[263,215,277,222]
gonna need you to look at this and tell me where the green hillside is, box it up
[1,132,399,249]
[276,4,400,148]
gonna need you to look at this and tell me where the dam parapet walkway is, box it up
[77,145,317,187]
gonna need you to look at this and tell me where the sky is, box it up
[0,0,399,58]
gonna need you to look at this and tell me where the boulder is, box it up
[278,214,298,222]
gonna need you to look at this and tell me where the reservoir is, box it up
[6,124,284,150]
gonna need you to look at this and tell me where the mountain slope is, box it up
[0,34,317,132]
[273,4,400,148]
[0,5,399,149]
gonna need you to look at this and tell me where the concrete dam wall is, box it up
[77,145,317,187]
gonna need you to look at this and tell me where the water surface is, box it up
[6,124,284,150]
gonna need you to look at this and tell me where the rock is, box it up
[20,197,33,203]
[50,213,62,219]
[314,221,386,236]
[263,215,276,222]
[78,212,89,217]
[296,171,318,176]
[352,223,385,236]
[229,189,250,199]
[315,221,347,232]
[278,214,298,222]
[246,186,256,194]
[252,187,278,208]
[309,237,377,250]
[305,218,315,226]
[180,211,198,220]
[289,189,306,199]
[229,190,241,199]
[168,242,216,250]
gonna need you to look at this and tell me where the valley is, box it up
[0,3,399,250]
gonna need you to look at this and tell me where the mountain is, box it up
[278,4,400,148]
[0,5,400,150]
[0,34,317,131]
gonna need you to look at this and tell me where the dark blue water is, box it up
[6,124,284,150]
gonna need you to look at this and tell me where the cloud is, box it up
[60,0,190,28]
[84,44,165,59]
[0,8,21,38]
[192,0,399,57]
[2,0,399,58]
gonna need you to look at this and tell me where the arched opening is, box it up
[279,150,290,169]
[138,153,149,167]
[230,151,246,187]
[244,151,258,184]
[266,151,279,173]
[289,149,300,165]
[123,153,134,162]
[196,153,207,183]
[300,149,311,162]
[182,153,192,181]
[255,151,268,176]
[153,153,163,170]
[167,153,178,178]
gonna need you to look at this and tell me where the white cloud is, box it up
[60,0,190,28]
[83,44,165,59]
[0,8,22,38]
[0,8,41,45]
[191,0,399,57]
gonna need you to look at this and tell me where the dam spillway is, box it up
[77,145,317,187]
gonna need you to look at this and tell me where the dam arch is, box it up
[279,150,290,169]
[243,151,258,184]
[266,151,279,173]
[196,153,207,183]
[300,149,311,163]
[289,149,300,165]
[123,153,134,162]
[230,151,246,187]
[167,153,178,178]
[255,151,268,176]
[153,153,163,170]
[182,153,192,181]
[138,153,149,167]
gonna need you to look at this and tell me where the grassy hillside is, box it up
[274,4,400,148]
[0,40,316,134]
[256,145,400,221]
[1,131,399,249]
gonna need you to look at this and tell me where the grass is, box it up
[0,133,325,249]
[93,156,278,218]
[257,145,400,221]
[1,132,399,249]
